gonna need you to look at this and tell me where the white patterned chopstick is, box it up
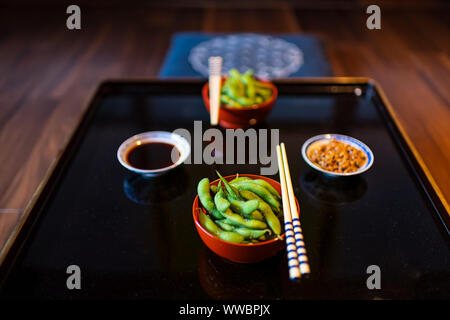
[280,143,311,275]
[208,56,222,126]
[276,144,301,281]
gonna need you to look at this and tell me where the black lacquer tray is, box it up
[0,78,448,299]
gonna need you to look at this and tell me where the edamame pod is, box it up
[229,176,251,184]
[228,77,246,97]
[198,209,220,235]
[244,210,264,221]
[211,208,224,220]
[244,69,254,77]
[218,231,245,243]
[242,75,256,100]
[235,95,254,106]
[234,227,271,240]
[216,171,240,200]
[228,198,259,216]
[233,181,281,213]
[229,68,241,79]
[199,211,244,243]
[220,94,238,107]
[216,220,234,231]
[257,88,272,99]
[220,208,268,230]
[197,178,215,213]
[250,179,281,200]
[239,189,282,235]
[217,218,271,240]
[214,186,230,213]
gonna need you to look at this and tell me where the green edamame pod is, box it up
[220,208,268,230]
[260,201,281,235]
[216,171,240,200]
[245,210,264,221]
[229,176,251,184]
[244,69,254,77]
[228,78,246,98]
[233,181,281,213]
[211,208,224,220]
[234,227,271,240]
[216,220,234,231]
[228,198,259,216]
[214,186,231,213]
[218,231,245,243]
[220,94,236,107]
[220,218,238,227]
[217,218,271,240]
[242,199,259,215]
[210,185,218,194]
[243,75,256,100]
[235,95,254,106]
[199,211,244,243]
[229,68,241,79]
[239,190,282,235]
[198,210,220,235]
[197,178,215,213]
[243,199,259,215]
[251,179,281,200]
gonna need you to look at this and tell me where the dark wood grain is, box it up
[0,3,449,254]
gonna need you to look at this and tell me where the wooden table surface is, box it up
[0,2,449,255]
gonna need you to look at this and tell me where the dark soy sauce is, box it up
[126,142,180,170]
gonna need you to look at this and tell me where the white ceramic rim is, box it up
[117,131,190,175]
[301,133,374,177]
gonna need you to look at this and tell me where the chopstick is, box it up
[208,56,222,126]
[280,143,311,276]
[276,145,301,281]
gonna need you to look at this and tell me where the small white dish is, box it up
[117,131,190,176]
[301,134,374,177]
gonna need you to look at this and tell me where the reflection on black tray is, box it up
[300,170,367,205]
[123,167,189,205]
[198,246,283,300]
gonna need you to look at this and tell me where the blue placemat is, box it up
[159,32,332,78]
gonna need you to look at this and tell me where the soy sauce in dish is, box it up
[126,142,180,170]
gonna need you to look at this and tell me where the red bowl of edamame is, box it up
[193,174,299,263]
[202,76,278,129]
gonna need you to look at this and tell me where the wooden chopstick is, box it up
[280,143,311,276]
[208,56,222,126]
[276,144,301,281]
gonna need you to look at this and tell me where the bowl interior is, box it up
[301,134,374,176]
[202,77,278,112]
[193,174,288,247]
[117,131,191,175]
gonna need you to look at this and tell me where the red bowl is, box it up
[202,78,278,129]
[193,174,299,263]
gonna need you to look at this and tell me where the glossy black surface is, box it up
[1,80,448,299]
